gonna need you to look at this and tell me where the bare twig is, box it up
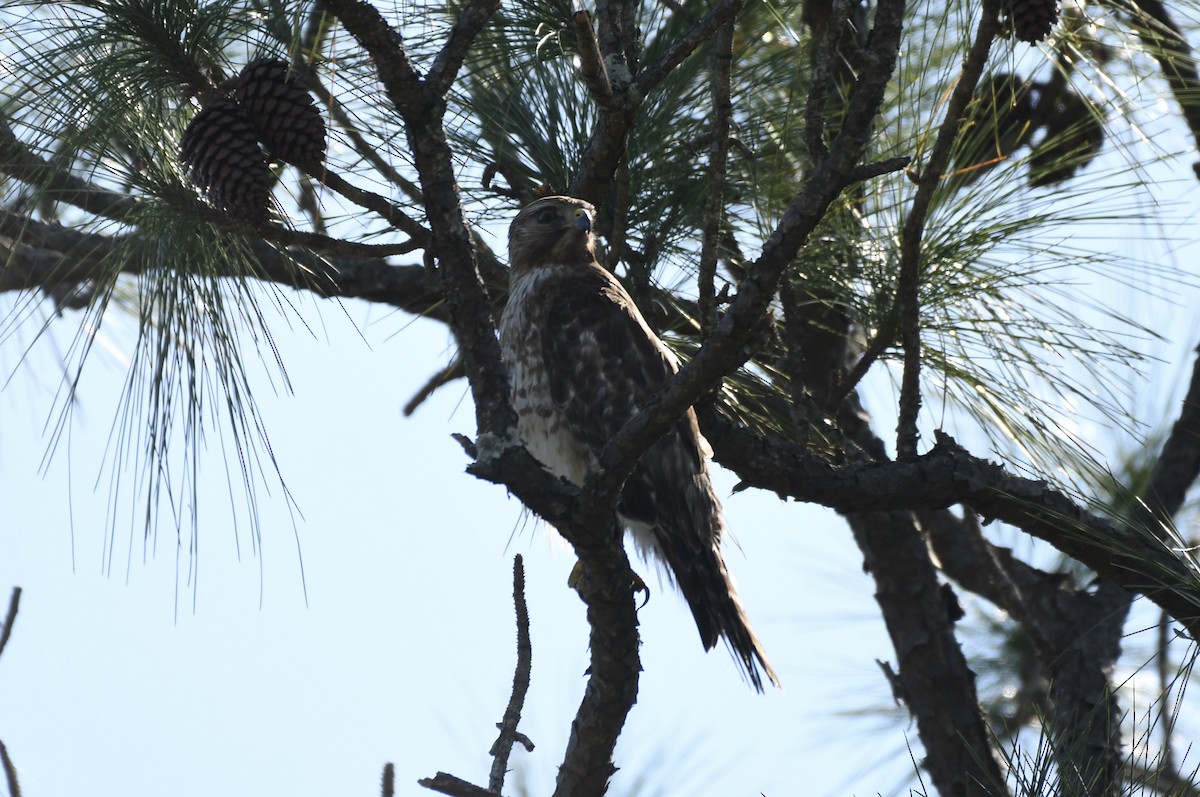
[894,0,1001,460]
[851,156,912,181]
[487,555,534,793]
[418,772,496,797]
[0,587,22,797]
[381,762,395,797]
[305,166,430,245]
[0,738,20,797]
[403,358,464,416]
[0,587,20,663]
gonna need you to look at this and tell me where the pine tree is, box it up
[2,1,1200,795]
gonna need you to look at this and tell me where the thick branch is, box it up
[0,587,20,663]
[848,512,1005,796]
[0,212,452,319]
[697,413,1200,636]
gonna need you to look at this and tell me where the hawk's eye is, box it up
[535,208,557,224]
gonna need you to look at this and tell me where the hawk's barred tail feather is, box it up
[673,547,780,692]
[648,507,780,692]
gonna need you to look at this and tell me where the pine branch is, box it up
[0,116,139,222]
[0,587,20,664]
[895,0,1002,460]
[0,210,450,318]
[427,0,502,96]
[699,411,1200,639]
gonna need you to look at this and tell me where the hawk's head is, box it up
[508,196,596,276]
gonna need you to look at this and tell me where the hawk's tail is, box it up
[674,543,780,692]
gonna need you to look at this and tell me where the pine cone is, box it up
[235,59,326,170]
[1004,0,1059,42]
[180,100,272,224]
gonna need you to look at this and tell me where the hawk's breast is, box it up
[499,265,593,486]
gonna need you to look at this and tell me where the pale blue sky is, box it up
[0,294,919,796]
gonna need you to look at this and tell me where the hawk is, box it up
[499,195,778,691]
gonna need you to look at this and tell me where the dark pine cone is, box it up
[234,58,326,170]
[1004,0,1060,42]
[180,99,272,224]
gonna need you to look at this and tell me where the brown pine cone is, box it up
[234,58,326,170]
[180,99,272,224]
[1004,0,1059,42]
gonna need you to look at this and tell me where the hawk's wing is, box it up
[538,263,716,545]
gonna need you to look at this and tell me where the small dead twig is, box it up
[418,772,497,797]
[381,762,395,797]
[488,555,535,792]
[0,739,20,797]
[404,358,465,417]
[0,587,23,797]
[0,587,20,663]
[419,559,534,797]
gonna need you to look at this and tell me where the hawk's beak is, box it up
[573,210,593,232]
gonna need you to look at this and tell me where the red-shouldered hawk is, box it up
[499,195,778,691]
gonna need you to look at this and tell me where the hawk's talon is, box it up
[567,560,650,608]
[632,571,650,609]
